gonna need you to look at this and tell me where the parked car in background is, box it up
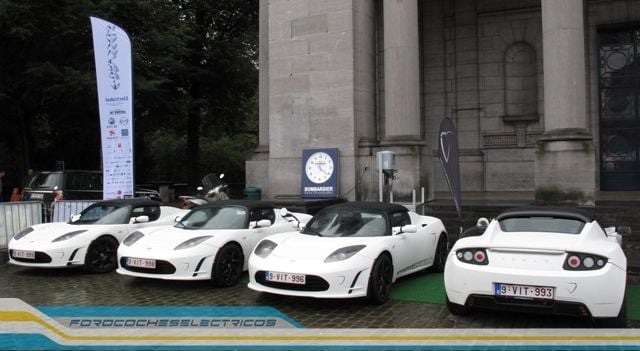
[117,200,311,287]
[21,170,161,217]
[8,199,187,273]
[444,206,630,328]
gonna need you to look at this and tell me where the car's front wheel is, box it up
[367,254,393,305]
[594,297,627,328]
[84,236,118,274]
[212,244,244,287]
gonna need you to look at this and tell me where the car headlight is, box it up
[324,245,366,263]
[564,252,608,270]
[174,236,213,250]
[455,248,488,265]
[254,239,277,258]
[52,230,88,243]
[123,231,145,247]
[12,227,34,241]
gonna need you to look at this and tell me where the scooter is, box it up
[179,173,229,209]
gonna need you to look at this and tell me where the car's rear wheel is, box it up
[367,254,393,305]
[430,234,448,273]
[445,294,469,315]
[84,236,118,274]
[212,244,244,287]
[594,297,627,328]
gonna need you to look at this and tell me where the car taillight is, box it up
[456,248,489,265]
[563,252,607,270]
[54,190,63,201]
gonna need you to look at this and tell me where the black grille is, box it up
[9,250,52,263]
[466,294,591,317]
[120,257,176,274]
[254,271,329,291]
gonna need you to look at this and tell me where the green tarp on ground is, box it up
[390,272,640,321]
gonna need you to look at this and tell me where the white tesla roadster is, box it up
[8,199,186,273]
[117,201,312,287]
[247,201,448,304]
[444,206,630,327]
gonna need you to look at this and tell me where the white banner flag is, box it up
[90,17,134,200]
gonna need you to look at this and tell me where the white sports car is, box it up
[247,202,448,304]
[117,201,312,287]
[444,207,630,327]
[8,199,186,273]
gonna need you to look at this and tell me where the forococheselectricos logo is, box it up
[0,298,638,350]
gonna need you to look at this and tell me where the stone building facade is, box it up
[246,0,640,205]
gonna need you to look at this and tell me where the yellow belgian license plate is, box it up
[495,283,554,299]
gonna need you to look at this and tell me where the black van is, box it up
[22,170,161,210]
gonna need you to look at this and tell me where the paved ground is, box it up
[0,261,637,329]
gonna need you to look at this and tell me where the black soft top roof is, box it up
[325,201,409,214]
[98,198,161,207]
[196,200,275,211]
[496,206,594,223]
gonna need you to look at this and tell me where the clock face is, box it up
[305,151,335,184]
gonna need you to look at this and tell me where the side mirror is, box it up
[617,226,631,236]
[174,215,184,222]
[476,217,489,228]
[197,186,204,191]
[134,215,150,224]
[399,224,418,234]
[70,214,81,223]
[255,219,272,228]
[219,173,225,179]
[279,208,289,217]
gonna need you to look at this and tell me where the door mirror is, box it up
[70,214,81,223]
[133,215,149,224]
[255,219,272,228]
[399,224,417,234]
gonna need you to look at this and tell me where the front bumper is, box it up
[116,248,216,281]
[247,255,373,299]
[8,242,88,268]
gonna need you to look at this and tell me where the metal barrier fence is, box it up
[0,201,45,250]
[51,200,95,223]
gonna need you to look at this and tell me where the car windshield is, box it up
[301,207,388,237]
[30,173,63,189]
[176,206,248,230]
[499,216,585,234]
[71,203,131,225]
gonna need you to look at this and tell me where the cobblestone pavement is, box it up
[0,262,637,329]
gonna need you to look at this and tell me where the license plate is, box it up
[127,257,156,269]
[265,271,306,285]
[13,250,35,260]
[495,283,554,300]
[30,193,43,199]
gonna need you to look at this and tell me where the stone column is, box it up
[383,0,421,140]
[536,0,595,205]
[244,0,270,195]
[379,0,423,202]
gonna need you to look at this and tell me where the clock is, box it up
[301,148,339,198]
[305,151,335,184]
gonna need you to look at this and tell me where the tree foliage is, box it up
[0,0,258,190]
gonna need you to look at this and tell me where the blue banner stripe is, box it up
[0,335,639,351]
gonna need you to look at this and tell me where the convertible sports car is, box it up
[444,206,630,327]
[247,201,448,304]
[8,199,186,273]
[117,201,312,287]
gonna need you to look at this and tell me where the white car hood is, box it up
[270,233,371,260]
[16,222,102,243]
[132,227,220,250]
